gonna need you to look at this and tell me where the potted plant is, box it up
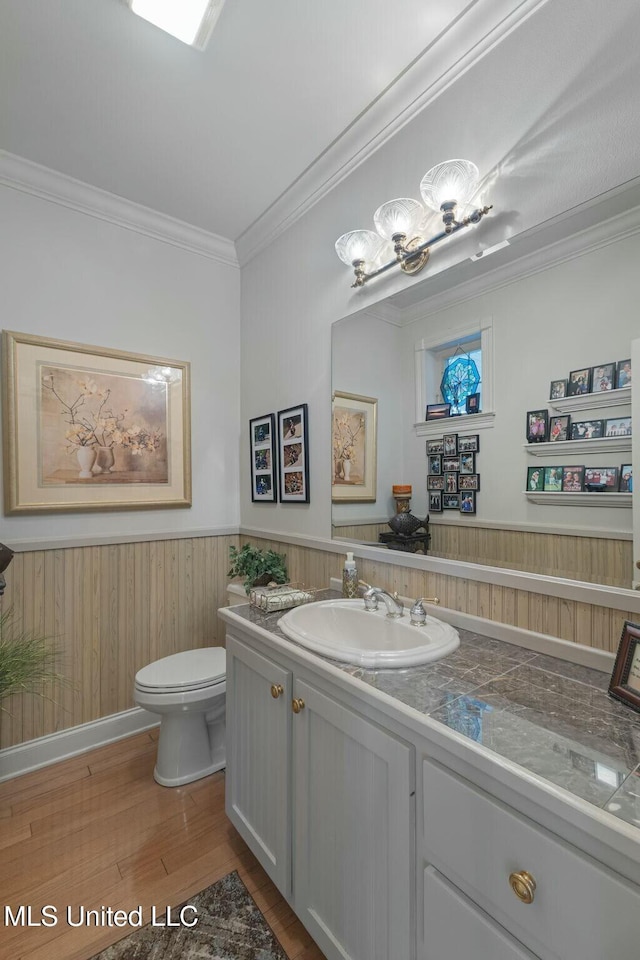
[0,607,68,707]
[227,544,288,595]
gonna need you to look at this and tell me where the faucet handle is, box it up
[409,596,440,625]
[358,581,379,611]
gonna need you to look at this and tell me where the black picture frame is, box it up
[526,466,544,491]
[426,438,444,455]
[561,465,585,491]
[277,403,309,503]
[465,393,481,414]
[444,472,458,493]
[442,456,460,473]
[427,475,445,490]
[619,464,632,492]
[567,367,592,396]
[459,491,476,514]
[249,413,277,502]
[543,466,563,491]
[609,621,640,714]
[428,491,443,513]
[604,417,632,438]
[550,378,568,400]
[443,433,458,456]
[428,455,442,475]
[459,452,475,475]
[426,402,451,421]
[616,358,632,389]
[442,493,459,510]
[458,474,480,491]
[584,466,619,490]
[591,363,615,393]
[457,434,480,454]
[570,420,604,440]
[549,415,571,442]
[526,409,549,443]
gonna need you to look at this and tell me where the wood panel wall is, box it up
[0,535,237,750]
[332,523,633,588]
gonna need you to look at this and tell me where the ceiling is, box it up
[0,0,545,249]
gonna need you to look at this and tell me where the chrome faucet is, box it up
[359,581,404,619]
[409,596,440,626]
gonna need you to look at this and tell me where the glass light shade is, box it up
[419,159,480,212]
[373,198,425,240]
[335,230,386,266]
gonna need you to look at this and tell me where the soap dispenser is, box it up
[342,552,358,598]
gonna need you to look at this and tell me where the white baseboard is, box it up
[0,707,160,783]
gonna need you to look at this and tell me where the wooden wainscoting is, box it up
[333,521,632,588]
[243,535,636,656]
[0,535,238,750]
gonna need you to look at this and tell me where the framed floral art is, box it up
[1,330,191,514]
[332,391,377,502]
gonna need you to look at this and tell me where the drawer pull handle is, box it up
[270,684,284,699]
[292,697,305,714]
[509,870,536,904]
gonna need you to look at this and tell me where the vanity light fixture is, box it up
[335,159,492,288]
[125,0,225,49]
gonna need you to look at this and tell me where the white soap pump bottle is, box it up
[342,552,358,598]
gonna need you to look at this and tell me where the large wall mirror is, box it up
[332,198,640,591]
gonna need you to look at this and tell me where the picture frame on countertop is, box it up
[604,417,632,438]
[526,409,549,443]
[615,359,632,389]
[561,465,585,491]
[549,415,571,442]
[619,465,632,492]
[457,434,479,454]
[570,419,604,440]
[550,378,568,400]
[567,367,592,396]
[250,412,277,502]
[591,362,615,393]
[608,621,640,714]
[278,402,310,503]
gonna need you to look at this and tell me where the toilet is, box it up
[134,647,226,787]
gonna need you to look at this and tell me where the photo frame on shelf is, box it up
[584,466,618,490]
[426,402,451,421]
[250,413,277,502]
[1,329,191,514]
[570,420,604,440]
[331,391,377,503]
[543,466,563,491]
[604,417,632,438]
[591,363,615,393]
[619,465,632,492]
[616,358,632,389]
[526,409,549,443]
[549,415,571,442]
[278,403,309,503]
[465,393,481,414]
[457,434,479,454]
[550,378,568,400]
[567,367,592,396]
[460,491,476,514]
[608,621,640,714]
[561,465,585,491]
[526,466,544,491]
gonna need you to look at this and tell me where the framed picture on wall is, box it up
[526,466,544,491]
[331,391,377,502]
[549,415,570,442]
[460,491,476,514]
[567,367,592,396]
[278,403,309,503]
[550,378,568,400]
[526,409,549,443]
[609,621,640,714]
[249,413,277,502]
[457,434,479,453]
[616,359,632,389]
[1,329,191,514]
[561,466,585,491]
[428,491,443,513]
[619,465,632,492]
[604,417,632,437]
[591,363,615,392]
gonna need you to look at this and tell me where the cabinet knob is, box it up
[509,870,536,904]
[292,697,305,714]
[270,684,284,699]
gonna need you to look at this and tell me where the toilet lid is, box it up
[135,647,226,693]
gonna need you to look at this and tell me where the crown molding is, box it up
[234,0,550,266]
[0,150,239,268]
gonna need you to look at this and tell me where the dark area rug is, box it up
[90,870,287,960]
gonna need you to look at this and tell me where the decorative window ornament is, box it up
[440,346,481,415]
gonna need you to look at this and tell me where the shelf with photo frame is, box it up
[524,436,631,457]
[548,386,631,414]
[524,491,631,507]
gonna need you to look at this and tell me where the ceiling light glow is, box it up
[128,0,224,49]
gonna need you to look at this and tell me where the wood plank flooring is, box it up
[0,730,327,960]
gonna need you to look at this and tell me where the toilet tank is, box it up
[226,582,248,606]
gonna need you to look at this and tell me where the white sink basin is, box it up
[279,599,459,667]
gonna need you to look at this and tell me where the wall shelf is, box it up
[524,491,631,507]
[548,386,631,413]
[524,437,631,457]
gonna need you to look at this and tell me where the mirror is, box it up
[332,204,637,590]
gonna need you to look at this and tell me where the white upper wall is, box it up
[0,184,241,545]
[240,0,640,540]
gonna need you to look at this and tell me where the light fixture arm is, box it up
[350,204,492,288]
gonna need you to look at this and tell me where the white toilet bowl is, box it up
[134,647,226,787]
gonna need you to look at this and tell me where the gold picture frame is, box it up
[332,391,377,503]
[2,330,191,514]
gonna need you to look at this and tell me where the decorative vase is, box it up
[342,459,352,481]
[76,446,97,479]
[92,446,116,475]
[388,484,422,536]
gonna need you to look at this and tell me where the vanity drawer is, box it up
[422,758,640,960]
[423,866,539,960]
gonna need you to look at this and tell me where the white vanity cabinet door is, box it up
[225,635,292,894]
[293,679,413,960]
[423,867,539,960]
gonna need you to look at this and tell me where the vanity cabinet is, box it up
[225,633,414,960]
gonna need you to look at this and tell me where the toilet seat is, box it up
[134,647,226,694]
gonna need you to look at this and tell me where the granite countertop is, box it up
[225,594,640,832]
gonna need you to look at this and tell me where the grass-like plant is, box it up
[0,607,68,707]
[228,544,288,595]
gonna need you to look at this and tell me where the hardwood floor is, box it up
[0,730,327,960]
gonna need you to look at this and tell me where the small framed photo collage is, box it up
[427,434,479,515]
[526,410,632,444]
[526,464,631,493]
[549,358,631,400]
